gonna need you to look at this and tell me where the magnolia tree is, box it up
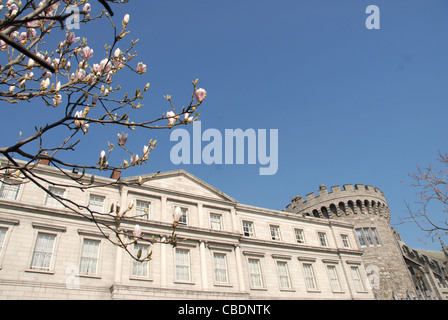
[404,150,448,245]
[0,0,207,261]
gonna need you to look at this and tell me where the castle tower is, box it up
[286,184,416,299]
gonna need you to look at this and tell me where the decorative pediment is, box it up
[123,170,237,203]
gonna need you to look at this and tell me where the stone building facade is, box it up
[0,157,446,299]
[285,184,448,300]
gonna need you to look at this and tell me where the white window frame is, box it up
[355,228,367,247]
[131,243,151,279]
[276,260,292,290]
[247,258,264,289]
[302,263,318,291]
[175,248,191,283]
[209,213,223,231]
[0,220,18,270]
[242,220,255,237]
[88,194,106,213]
[45,187,65,208]
[363,227,374,246]
[0,179,20,200]
[341,234,351,248]
[269,225,281,241]
[213,252,229,285]
[326,265,342,292]
[318,232,328,247]
[350,266,365,292]
[79,237,101,277]
[294,228,306,244]
[135,200,151,220]
[29,232,57,272]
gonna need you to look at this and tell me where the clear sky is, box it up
[2,1,448,251]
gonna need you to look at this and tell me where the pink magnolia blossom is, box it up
[53,94,62,107]
[173,206,183,223]
[83,3,91,12]
[133,224,142,239]
[117,132,128,145]
[166,111,176,125]
[194,88,207,102]
[123,14,130,26]
[136,62,147,74]
[130,154,139,165]
[81,46,94,60]
[82,123,89,134]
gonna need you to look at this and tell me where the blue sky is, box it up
[2,1,448,251]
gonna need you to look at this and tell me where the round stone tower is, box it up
[286,184,415,299]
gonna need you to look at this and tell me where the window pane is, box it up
[89,195,105,213]
[242,221,254,237]
[355,229,366,247]
[318,232,327,246]
[175,249,190,281]
[277,261,291,289]
[0,180,20,200]
[248,259,263,288]
[213,253,228,284]
[327,265,341,291]
[295,229,305,243]
[46,188,65,207]
[270,225,281,241]
[371,228,381,245]
[136,200,151,219]
[132,244,150,277]
[303,264,317,290]
[210,214,222,231]
[0,227,7,252]
[31,233,56,270]
[351,266,364,292]
[80,239,100,275]
[363,228,374,246]
[341,234,350,248]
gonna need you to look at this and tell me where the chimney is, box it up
[110,168,121,180]
[38,152,50,166]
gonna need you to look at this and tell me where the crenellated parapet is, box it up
[286,184,391,221]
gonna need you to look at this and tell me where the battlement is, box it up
[291,183,386,206]
[286,183,390,221]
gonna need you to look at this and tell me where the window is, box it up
[248,258,263,288]
[350,266,365,292]
[270,225,281,241]
[371,228,381,245]
[0,179,20,200]
[341,234,350,248]
[276,261,292,289]
[318,232,328,247]
[175,248,191,282]
[136,200,151,219]
[363,228,374,246]
[302,263,318,290]
[88,195,105,213]
[295,229,305,244]
[213,253,228,284]
[0,227,7,253]
[242,221,254,237]
[45,187,65,207]
[327,265,342,292]
[210,213,222,231]
[30,233,56,271]
[79,239,100,275]
[356,228,380,247]
[355,228,367,247]
[178,207,188,225]
[132,243,150,277]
